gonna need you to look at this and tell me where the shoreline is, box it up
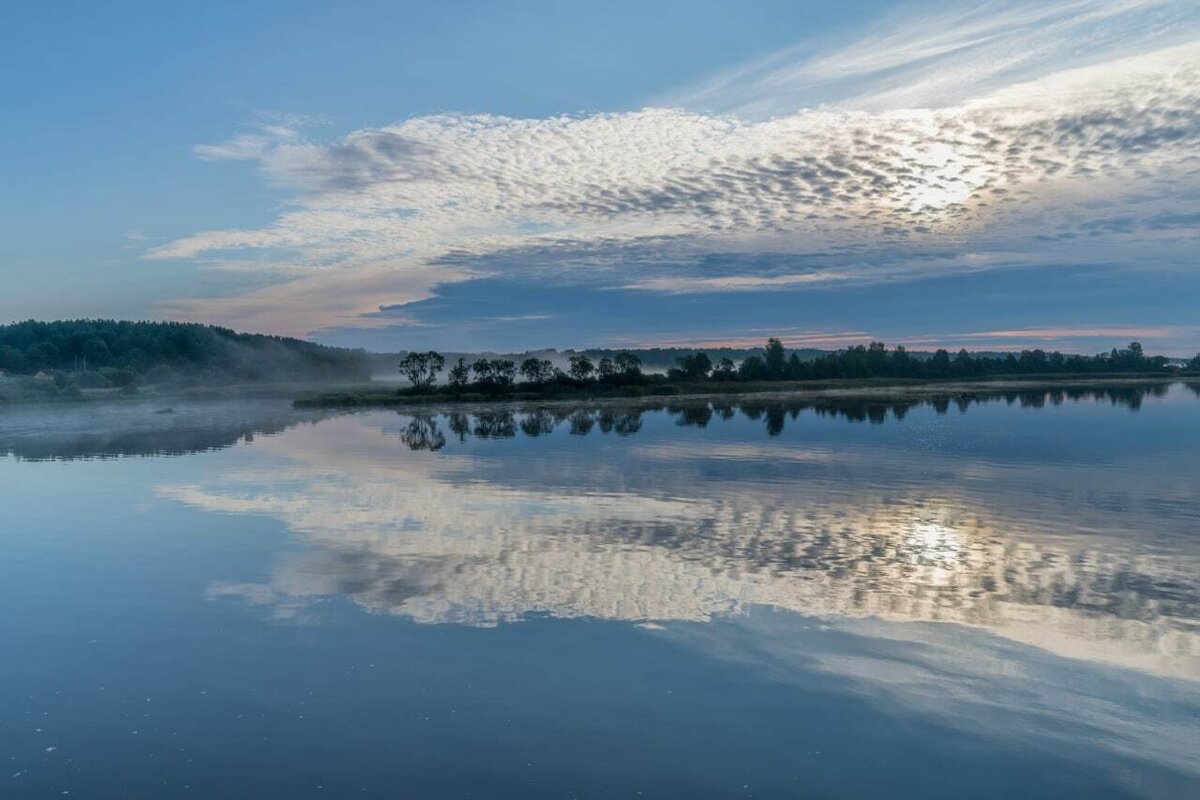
[2,373,1195,411]
[294,374,1198,413]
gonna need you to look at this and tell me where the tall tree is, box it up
[472,358,516,389]
[398,351,445,391]
[447,357,470,388]
[568,353,595,381]
[711,357,737,381]
[763,338,787,379]
[613,350,643,379]
[519,357,556,384]
[674,351,712,380]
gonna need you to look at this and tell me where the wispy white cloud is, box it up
[667,0,1199,115]
[959,325,1192,340]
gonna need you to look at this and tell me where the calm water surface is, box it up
[2,384,1199,798]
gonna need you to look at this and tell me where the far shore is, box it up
[293,373,1199,412]
[1,373,1196,411]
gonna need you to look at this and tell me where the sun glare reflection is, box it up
[903,521,965,568]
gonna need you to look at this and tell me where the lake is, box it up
[2,383,1198,798]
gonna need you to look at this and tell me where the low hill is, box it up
[0,319,371,386]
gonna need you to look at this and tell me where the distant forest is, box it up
[0,320,372,387]
[2,320,1196,402]
[390,338,1197,397]
[366,345,828,375]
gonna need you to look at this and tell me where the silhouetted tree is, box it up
[568,353,595,381]
[447,357,470,388]
[951,348,974,377]
[519,357,556,384]
[928,349,951,377]
[472,358,516,390]
[711,357,737,381]
[738,355,767,380]
[764,338,787,379]
[866,341,889,376]
[672,351,712,380]
[614,350,643,380]
[786,352,807,379]
[398,351,444,391]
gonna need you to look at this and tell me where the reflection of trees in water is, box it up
[393,384,1181,446]
[472,411,517,439]
[672,404,713,428]
[519,410,556,437]
[593,409,643,435]
[4,384,1180,461]
[399,415,446,451]
[447,412,470,442]
[568,409,595,436]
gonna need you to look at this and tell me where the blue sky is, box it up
[2,0,1197,354]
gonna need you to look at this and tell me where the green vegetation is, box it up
[720,338,1178,380]
[3,320,1191,409]
[0,319,371,401]
[297,338,1192,408]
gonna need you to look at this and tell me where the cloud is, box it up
[634,330,874,350]
[150,4,1200,339]
[626,272,849,292]
[886,324,1199,352]
[959,325,1191,340]
[667,0,1199,115]
[192,111,323,162]
[158,264,472,338]
[611,325,1199,354]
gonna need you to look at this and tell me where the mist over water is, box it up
[2,383,1198,798]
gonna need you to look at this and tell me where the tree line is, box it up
[721,339,1184,381]
[399,349,651,393]
[397,338,1191,393]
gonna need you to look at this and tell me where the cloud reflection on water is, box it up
[145,385,1200,684]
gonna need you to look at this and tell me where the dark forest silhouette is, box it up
[346,338,1199,407]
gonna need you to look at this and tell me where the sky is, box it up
[2,0,1198,355]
